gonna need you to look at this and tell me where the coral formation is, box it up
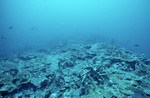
[0,43,150,97]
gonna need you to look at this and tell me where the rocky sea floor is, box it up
[0,42,150,98]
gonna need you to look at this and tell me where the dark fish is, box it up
[30,26,37,31]
[9,26,13,30]
[0,35,7,40]
[134,44,140,47]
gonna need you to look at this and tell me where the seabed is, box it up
[0,42,150,98]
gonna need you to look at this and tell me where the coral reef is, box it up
[0,43,150,97]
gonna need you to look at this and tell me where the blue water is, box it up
[0,0,150,58]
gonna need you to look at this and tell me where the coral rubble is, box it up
[0,43,150,97]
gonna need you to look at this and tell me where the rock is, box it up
[9,69,19,76]
[120,89,134,96]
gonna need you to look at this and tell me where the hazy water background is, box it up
[0,0,150,58]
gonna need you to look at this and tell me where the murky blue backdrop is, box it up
[0,0,150,58]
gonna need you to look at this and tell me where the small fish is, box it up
[9,26,13,30]
[134,44,140,47]
[30,26,37,31]
[0,35,7,40]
